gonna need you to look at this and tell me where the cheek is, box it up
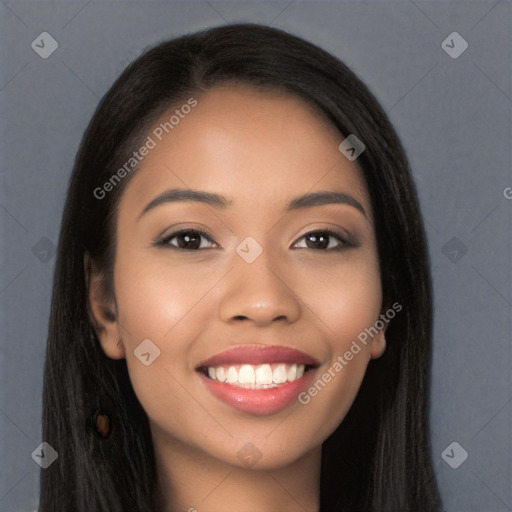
[290,256,382,439]
[114,251,208,432]
[295,253,383,346]
[111,249,222,424]
[113,249,217,345]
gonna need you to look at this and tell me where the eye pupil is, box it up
[306,233,329,250]
[178,232,201,249]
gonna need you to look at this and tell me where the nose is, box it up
[218,250,301,326]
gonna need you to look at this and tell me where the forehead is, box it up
[119,83,371,220]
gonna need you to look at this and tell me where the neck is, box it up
[152,426,321,512]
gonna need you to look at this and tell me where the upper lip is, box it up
[197,345,320,369]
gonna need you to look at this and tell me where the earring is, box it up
[91,409,112,439]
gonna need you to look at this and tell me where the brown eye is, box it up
[293,230,353,251]
[157,229,217,250]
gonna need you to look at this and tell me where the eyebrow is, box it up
[138,188,367,220]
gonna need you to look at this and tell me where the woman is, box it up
[40,23,442,512]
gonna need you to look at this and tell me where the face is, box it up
[88,83,386,471]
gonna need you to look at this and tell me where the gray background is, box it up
[0,1,511,511]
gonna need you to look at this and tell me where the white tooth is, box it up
[216,366,226,382]
[287,364,297,381]
[227,366,238,383]
[208,367,216,380]
[296,364,305,379]
[273,363,287,384]
[255,364,273,385]
[238,364,256,384]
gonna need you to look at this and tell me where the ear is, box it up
[369,314,388,360]
[84,252,125,359]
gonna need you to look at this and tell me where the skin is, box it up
[88,84,387,512]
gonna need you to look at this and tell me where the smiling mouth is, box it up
[198,362,316,389]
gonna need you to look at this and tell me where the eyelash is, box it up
[154,228,355,252]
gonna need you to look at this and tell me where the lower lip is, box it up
[198,370,316,415]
